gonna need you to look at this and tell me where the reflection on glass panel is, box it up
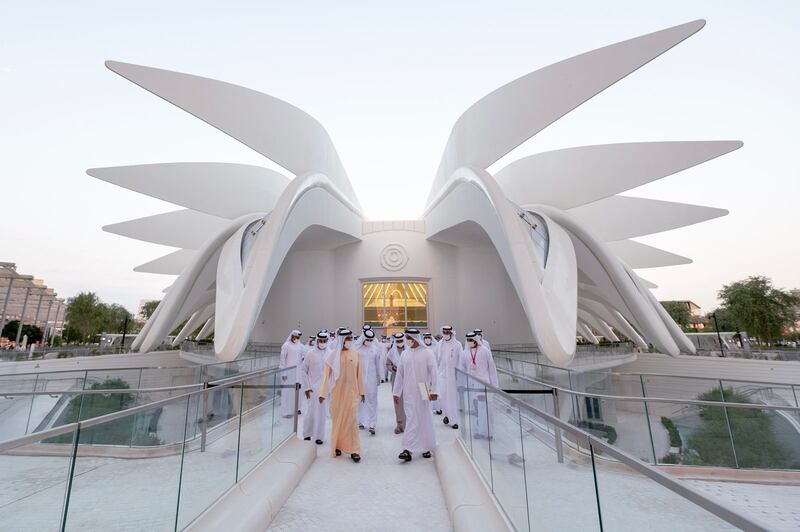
[384,282,406,328]
[404,282,428,327]
[362,284,382,326]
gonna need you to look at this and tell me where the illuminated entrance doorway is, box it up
[362,281,428,335]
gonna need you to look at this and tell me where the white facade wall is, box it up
[251,228,535,344]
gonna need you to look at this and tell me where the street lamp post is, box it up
[712,312,726,358]
[121,315,129,349]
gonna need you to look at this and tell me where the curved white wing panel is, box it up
[138,214,263,353]
[567,196,728,241]
[535,205,680,356]
[105,61,360,209]
[196,317,215,341]
[134,249,197,275]
[577,322,599,344]
[214,174,363,360]
[104,209,229,249]
[426,167,578,366]
[497,141,741,209]
[577,308,619,342]
[607,240,691,269]
[638,277,658,289]
[88,162,289,219]
[579,296,648,349]
[172,303,215,346]
[429,20,706,202]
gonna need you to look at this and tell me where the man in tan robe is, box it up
[319,328,365,462]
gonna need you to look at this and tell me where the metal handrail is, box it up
[496,367,800,413]
[0,364,295,452]
[1,383,204,396]
[0,352,278,379]
[497,352,800,392]
[457,368,771,531]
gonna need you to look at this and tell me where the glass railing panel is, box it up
[176,385,242,529]
[237,372,277,479]
[718,381,800,469]
[653,402,738,467]
[63,397,189,531]
[272,368,296,448]
[570,395,656,464]
[591,444,737,531]
[520,407,601,530]
[641,375,721,402]
[0,395,35,440]
[0,427,77,530]
[83,368,144,390]
[720,379,798,408]
[485,390,530,531]
[456,370,471,449]
[465,376,492,485]
[724,402,800,470]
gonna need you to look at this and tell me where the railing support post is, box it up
[200,382,209,453]
[718,380,739,468]
[553,388,564,463]
[640,375,658,464]
[292,381,300,434]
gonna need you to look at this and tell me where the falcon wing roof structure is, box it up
[94,19,740,366]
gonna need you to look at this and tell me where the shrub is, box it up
[577,420,618,445]
[684,387,789,469]
[661,416,682,448]
[661,453,681,464]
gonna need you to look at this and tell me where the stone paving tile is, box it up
[267,381,455,531]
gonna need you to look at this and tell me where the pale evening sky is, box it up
[1,1,798,314]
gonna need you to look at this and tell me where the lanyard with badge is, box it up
[469,347,478,374]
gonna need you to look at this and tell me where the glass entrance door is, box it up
[362,281,428,331]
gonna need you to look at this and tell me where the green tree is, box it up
[64,292,133,343]
[705,307,736,332]
[717,276,799,344]
[660,301,691,329]
[139,300,160,321]
[1,320,43,344]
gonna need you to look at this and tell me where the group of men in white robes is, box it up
[279,323,498,464]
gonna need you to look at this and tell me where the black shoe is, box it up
[358,424,365,429]
[351,453,361,463]
[435,410,443,415]
[303,436,311,441]
[422,451,432,458]
[369,427,375,435]
[398,450,412,462]
[335,449,342,457]
[315,439,323,445]
[452,424,459,430]
[443,416,449,425]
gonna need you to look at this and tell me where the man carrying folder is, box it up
[393,328,439,462]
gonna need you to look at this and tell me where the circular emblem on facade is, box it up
[380,243,408,272]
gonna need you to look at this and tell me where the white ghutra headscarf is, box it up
[323,328,352,394]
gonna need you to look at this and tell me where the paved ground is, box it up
[267,381,455,532]
[688,480,800,531]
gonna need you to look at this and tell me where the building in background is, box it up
[0,262,66,348]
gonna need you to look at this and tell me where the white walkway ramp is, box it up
[268,381,456,531]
